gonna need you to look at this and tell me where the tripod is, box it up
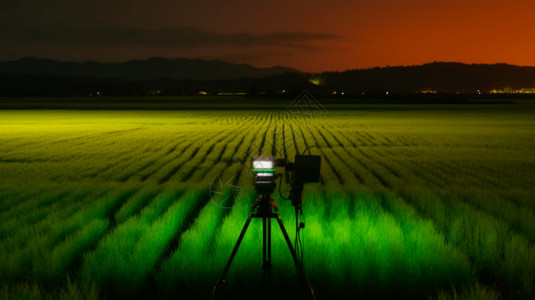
[211,194,316,299]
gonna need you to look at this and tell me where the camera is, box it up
[212,154,321,298]
[251,155,321,196]
[288,155,322,184]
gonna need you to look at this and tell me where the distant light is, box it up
[332,91,337,95]
[216,92,246,96]
[489,88,535,94]
[386,91,389,95]
[309,77,321,86]
[198,91,208,95]
[419,90,437,94]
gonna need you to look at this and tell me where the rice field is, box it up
[0,103,534,299]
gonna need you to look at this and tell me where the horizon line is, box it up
[2,56,535,74]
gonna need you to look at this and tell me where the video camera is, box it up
[251,155,321,198]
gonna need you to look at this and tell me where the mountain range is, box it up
[0,57,300,81]
[321,62,535,93]
[1,58,535,97]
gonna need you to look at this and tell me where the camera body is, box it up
[251,155,321,195]
[289,155,322,184]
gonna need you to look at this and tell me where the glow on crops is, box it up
[0,106,534,299]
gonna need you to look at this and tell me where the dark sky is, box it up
[1,0,534,72]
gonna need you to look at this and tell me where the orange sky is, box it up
[1,0,534,72]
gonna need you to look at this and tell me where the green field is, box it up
[1,102,534,299]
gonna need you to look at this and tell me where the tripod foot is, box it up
[210,280,225,300]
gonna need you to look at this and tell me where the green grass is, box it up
[0,102,534,299]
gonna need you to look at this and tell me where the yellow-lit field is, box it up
[1,105,534,299]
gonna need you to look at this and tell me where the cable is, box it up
[294,205,306,263]
[274,153,309,263]
[301,208,305,265]
[296,207,305,263]
[301,145,319,156]
[295,207,300,261]
[278,173,291,201]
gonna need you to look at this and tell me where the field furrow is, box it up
[1,107,534,300]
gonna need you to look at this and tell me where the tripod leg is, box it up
[267,218,272,287]
[262,217,267,282]
[276,216,316,300]
[263,218,267,265]
[211,215,252,299]
[262,217,273,287]
[268,218,272,266]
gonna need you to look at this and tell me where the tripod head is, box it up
[251,193,279,216]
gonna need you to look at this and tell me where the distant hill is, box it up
[0,72,310,97]
[0,57,300,81]
[2,60,535,97]
[320,62,535,93]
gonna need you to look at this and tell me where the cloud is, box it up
[1,26,341,49]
